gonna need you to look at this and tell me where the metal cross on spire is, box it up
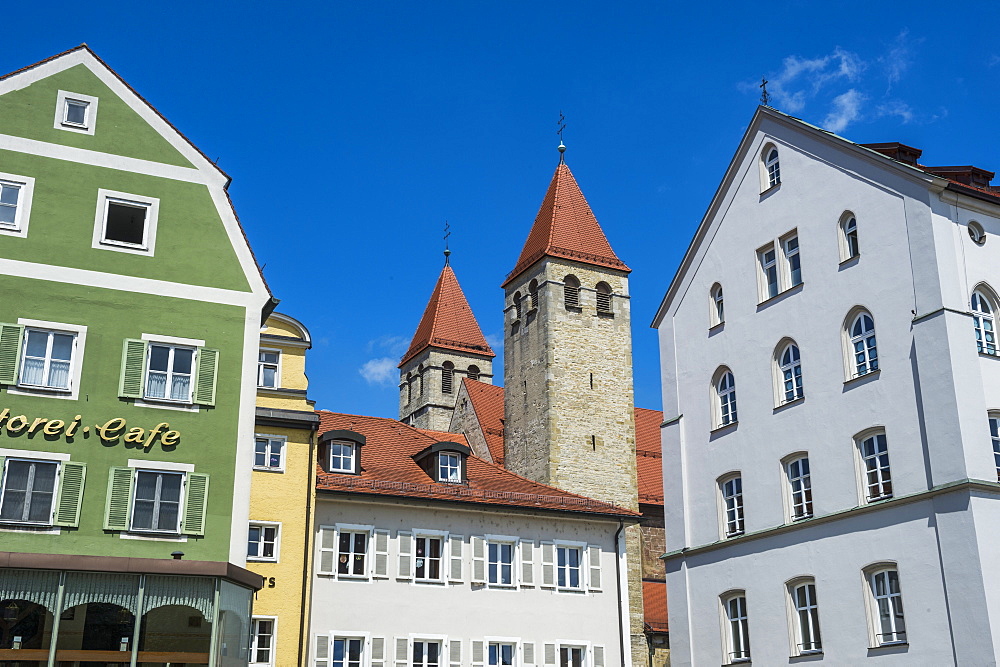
[760,77,771,106]
[557,111,567,162]
[443,221,452,265]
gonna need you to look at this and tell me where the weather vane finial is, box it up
[557,111,567,162]
[443,221,452,265]
[759,77,771,106]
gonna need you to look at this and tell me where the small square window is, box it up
[254,437,285,472]
[438,453,461,483]
[0,173,35,238]
[92,189,159,256]
[248,522,280,561]
[19,328,77,391]
[54,90,99,135]
[329,442,357,473]
[258,351,280,388]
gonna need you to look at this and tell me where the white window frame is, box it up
[786,579,822,656]
[710,283,724,327]
[438,453,462,483]
[972,289,997,356]
[130,468,186,535]
[855,430,892,503]
[0,457,61,526]
[714,369,737,428]
[990,413,1000,482]
[8,319,87,401]
[254,435,286,473]
[783,455,812,521]
[485,535,518,588]
[0,172,35,238]
[781,232,802,289]
[258,349,281,388]
[840,213,860,261]
[720,592,750,664]
[556,643,589,667]
[410,636,447,667]
[763,146,781,189]
[757,244,779,300]
[144,342,196,404]
[718,474,744,538]
[248,520,281,562]
[863,565,907,647]
[134,334,205,411]
[330,441,358,474]
[54,90,99,134]
[250,615,278,667]
[413,529,448,583]
[484,638,520,667]
[845,310,879,379]
[92,188,160,256]
[775,342,803,405]
[554,540,586,591]
[331,633,371,667]
[335,523,374,579]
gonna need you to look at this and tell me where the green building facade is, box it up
[0,46,272,666]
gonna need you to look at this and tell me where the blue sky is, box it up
[5,2,999,417]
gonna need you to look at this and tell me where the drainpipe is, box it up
[615,519,626,667]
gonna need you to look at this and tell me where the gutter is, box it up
[297,425,319,667]
[615,519,626,667]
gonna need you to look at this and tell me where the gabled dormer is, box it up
[319,429,366,475]
[413,441,471,484]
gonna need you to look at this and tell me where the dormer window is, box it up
[319,430,366,475]
[414,441,471,484]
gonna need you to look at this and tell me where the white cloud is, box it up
[366,335,409,356]
[876,100,914,124]
[879,30,916,92]
[485,332,504,353]
[823,89,865,133]
[765,47,865,113]
[359,357,398,386]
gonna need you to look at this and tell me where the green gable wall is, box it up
[0,149,251,292]
[0,275,245,562]
[0,64,195,168]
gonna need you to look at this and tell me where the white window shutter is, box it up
[449,638,462,667]
[374,529,390,578]
[395,637,409,667]
[318,527,336,576]
[471,536,486,584]
[314,634,329,667]
[522,642,536,667]
[471,640,485,667]
[540,542,556,588]
[371,637,386,667]
[449,534,464,582]
[587,544,602,591]
[543,643,557,667]
[592,646,605,667]
[520,540,535,587]
[397,531,413,580]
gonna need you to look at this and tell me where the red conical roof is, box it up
[399,264,495,367]
[502,162,630,287]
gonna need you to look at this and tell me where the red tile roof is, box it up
[414,428,469,448]
[643,579,669,632]
[635,408,664,506]
[462,379,506,464]
[400,265,494,367]
[315,411,638,518]
[503,162,630,287]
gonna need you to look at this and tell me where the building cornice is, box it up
[662,478,1000,562]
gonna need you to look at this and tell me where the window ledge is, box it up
[756,282,804,309]
[247,557,278,563]
[710,422,738,436]
[565,306,583,313]
[773,396,804,413]
[709,321,725,333]
[760,181,781,197]
[844,369,881,386]
[839,254,860,268]
[253,467,285,474]
[979,351,1000,360]
[596,311,615,318]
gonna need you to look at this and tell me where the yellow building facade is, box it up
[248,313,319,666]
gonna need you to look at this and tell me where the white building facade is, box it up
[653,106,1000,665]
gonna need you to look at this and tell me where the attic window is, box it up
[439,453,461,483]
[54,90,99,135]
[92,190,160,256]
[319,429,366,475]
[414,441,470,484]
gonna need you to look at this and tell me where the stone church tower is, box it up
[501,152,646,664]
[398,259,495,431]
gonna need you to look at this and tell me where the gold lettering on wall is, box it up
[0,408,181,450]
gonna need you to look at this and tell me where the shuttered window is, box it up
[103,467,208,536]
[119,339,218,406]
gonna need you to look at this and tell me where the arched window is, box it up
[467,365,480,382]
[417,364,425,395]
[857,430,892,502]
[406,372,413,403]
[841,214,860,260]
[596,282,613,315]
[765,146,781,188]
[529,279,539,309]
[564,275,580,309]
[989,412,1000,481]
[441,362,454,394]
[787,578,823,655]
[778,342,803,404]
[721,591,751,662]
[968,221,986,245]
[863,564,906,646]
[847,310,878,378]
[513,291,523,320]
[972,289,997,355]
[715,369,738,427]
[784,455,812,520]
[710,283,724,326]
[719,474,744,537]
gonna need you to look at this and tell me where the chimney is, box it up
[921,165,995,189]
[861,142,922,166]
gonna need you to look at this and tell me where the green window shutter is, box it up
[104,466,134,531]
[193,348,219,406]
[119,339,148,399]
[182,472,209,536]
[0,323,24,385]
[53,461,87,527]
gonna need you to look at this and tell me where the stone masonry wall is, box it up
[399,348,493,432]
[448,382,493,462]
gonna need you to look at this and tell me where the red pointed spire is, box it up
[400,265,495,367]
[502,162,630,287]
